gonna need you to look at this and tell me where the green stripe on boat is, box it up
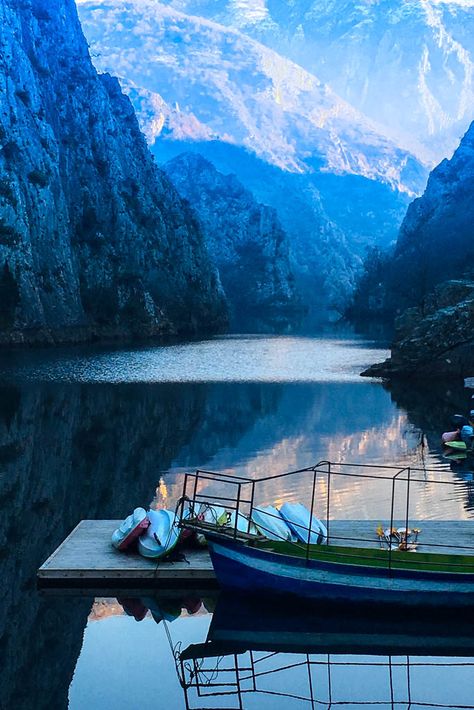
[256,541,474,574]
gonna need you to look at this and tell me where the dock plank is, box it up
[38,519,474,590]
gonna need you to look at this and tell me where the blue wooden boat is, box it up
[204,533,474,607]
[179,462,474,608]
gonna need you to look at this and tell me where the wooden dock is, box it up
[38,520,217,591]
[38,519,474,591]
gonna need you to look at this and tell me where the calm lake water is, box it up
[1,329,473,709]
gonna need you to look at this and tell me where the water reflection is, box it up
[1,377,474,704]
[70,594,474,710]
[0,334,473,708]
[0,334,388,384]
[0,383,209,709]
[387,378,474,513]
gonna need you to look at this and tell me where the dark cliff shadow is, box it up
[0,380,286,708]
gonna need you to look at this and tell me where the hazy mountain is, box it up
[155,0,474,165]
[77,0,425,194]
[77,0,429,310]
[0,0,227,345]
[157,140,359,313]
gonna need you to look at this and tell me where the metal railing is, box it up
[177,461,474,572]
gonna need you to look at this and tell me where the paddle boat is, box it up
[442,411,474,452]
[111,507,150,551]
[138,508,181,559]
[111,507,182,559]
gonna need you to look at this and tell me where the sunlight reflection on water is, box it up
[0,334,388,384]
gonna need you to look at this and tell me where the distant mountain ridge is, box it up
[153,0,474,165]
[76,0,426,195]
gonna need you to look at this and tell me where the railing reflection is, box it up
[179,650,474,710]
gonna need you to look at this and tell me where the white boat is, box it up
[111,507,149,551]
[138,509,180,559]
[279,502,327,544]
[227,510,259,536]
[251,505,293,541]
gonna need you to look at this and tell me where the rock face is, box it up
[389,121,474,313]
[163,153,299,319]
[362,280,474,378]
[0,0,227,345]
[158,140,362,313]
[358,121,474,376]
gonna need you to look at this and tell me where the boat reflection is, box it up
[175,594,474,710]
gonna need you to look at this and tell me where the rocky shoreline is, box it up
[0,319,228,349]
[362,280,474,379]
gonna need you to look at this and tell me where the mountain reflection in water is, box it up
[0,333,473,708]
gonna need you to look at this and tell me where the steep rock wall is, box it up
[164,153,299,319]
[0,0,227,345]
[389,121,474,313]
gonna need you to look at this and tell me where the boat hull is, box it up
[207,536,474,607]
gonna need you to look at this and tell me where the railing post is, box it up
[326,462,331,546]
[181,473,188,523]
[192,471,199,516]
[235,483,242,540]
[388,473,397,573]
[389,467,408,573]
[404,467,411,550]
[306,469,318,562]
[248,480,256,535]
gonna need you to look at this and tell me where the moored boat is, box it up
[205,532,474,606]
[179,462,474,608]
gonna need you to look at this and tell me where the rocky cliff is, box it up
[362,280,474,378]
[389,121,474,313]
[158,140,361,314]
[358,120,474,377]
[163,153,299,319]
[0,0,227,345]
